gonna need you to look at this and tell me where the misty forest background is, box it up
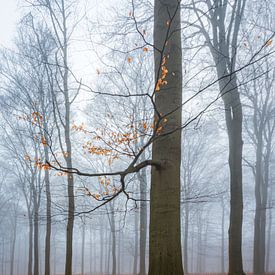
[0,0,275,275]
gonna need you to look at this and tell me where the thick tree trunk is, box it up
[149,1,183,275]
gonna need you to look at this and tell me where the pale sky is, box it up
[0,0,19,48]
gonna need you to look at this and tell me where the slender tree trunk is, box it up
[28,213,33,275]
[197,215,202,273]
[149,1,183,274]
[89,223,93,275]
[81,218,86,275]
[216,70,245,275]
[202,2,246,273]
[44,150,51,275]
[253,123,271,275]
[10,217,17,275]
[221,198,225,274]
[183,203,189,275]
[133,210,139,275]
[265,145,273,272]
[117,230,121,275]
[107,231,112,275]
[33,192,39,275]
[100,221,104,274]
[64,86,75,275]
[110,205,116,275]
[226,88,244,275]
[265,198,272,272]
[183,168,190,274]
[253,128,264,275]
[1,237,4,275]
[105,224,109,273]
[53,231,57,275]
[138,168,147,275]
[61,3,75,275]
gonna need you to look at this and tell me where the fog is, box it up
[0,1,274,275]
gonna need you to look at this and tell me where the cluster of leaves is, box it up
[72,120,154,165]
[155,55,169,92]
[78,176,118,201]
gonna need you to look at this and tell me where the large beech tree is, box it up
[149,0,184,274]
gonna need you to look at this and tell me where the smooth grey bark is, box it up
[149,1,183,274]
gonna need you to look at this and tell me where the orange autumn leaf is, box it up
[41,136,47,146]
[127,57,132,63]
[266,39,273,47]
[143,47,149,52]
[24,154,31,161]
